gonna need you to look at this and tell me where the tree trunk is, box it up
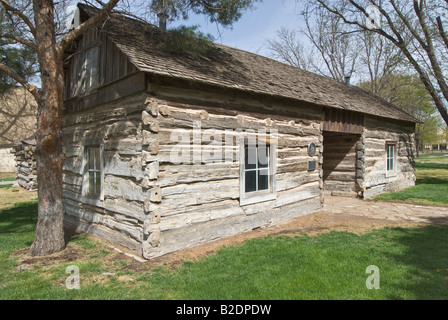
[415,137,420,158]
[29,0,66,256]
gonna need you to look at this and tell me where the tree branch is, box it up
[58,0,120,53]
[436,16,448,50]
[315,0,399,45]
[413,0,448,106]
[0,61,38,100]
[0,0,36,37]
[389,0,426,48]
[0,33,37,50]
[314,0,448,125]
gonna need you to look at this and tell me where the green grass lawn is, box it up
[1,155,447,300]
[0,172,16,180]
[1,198,448,300]
[375,153,448,206]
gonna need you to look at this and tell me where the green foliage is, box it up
[0,8,37,93]
[0,44,36,92]
[359,72,442,148]
[158,25,214,56]
[150,0,260,27]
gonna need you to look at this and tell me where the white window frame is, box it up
[82,142,104,203]
[239,137,277,206]
[386,141,397,177]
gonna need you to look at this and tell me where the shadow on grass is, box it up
[0,201,37,235]
[416,177,448,185]
[384,224,448,299]
[415,163,448,170]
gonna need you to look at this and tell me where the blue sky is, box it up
[169,0,305,58]
[65,1,306,59]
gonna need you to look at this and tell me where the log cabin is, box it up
[62,4,419,259]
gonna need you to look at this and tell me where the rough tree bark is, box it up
[1,0,254,257]
[29,0,66,256]
[27,0,121,256]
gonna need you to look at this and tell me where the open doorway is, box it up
[322,132,361,197]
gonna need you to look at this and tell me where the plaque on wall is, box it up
[308,142,316,157]
[308,160,316,171]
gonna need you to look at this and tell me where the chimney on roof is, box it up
[345,75,351,86]
[157,11,168,32]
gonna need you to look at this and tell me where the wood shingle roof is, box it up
[79,4,419,123]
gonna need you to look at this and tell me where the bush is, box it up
[159,25,214,56]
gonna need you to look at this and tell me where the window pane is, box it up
[258,169,269,191]
[89,171,95,194]
[84,47,99,91]
[86,146,102,196]
[387,145,395,171]
[258,145,269,168]
[88,148,94,170]
[245,145,257,169]
[94,147,101,170]
[91,73,99,88]
[95,173,101,195]
[245,170,257,193]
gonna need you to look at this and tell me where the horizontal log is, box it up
[103,153,144,181]
[104,138,142,155]
[364,116,415,133]
[64,214,142,254]
[104,175,149,202]
[143,197,322,259]
[157,199,245,232]
[157,105,320,136]
[276,171,319,192]
[154,83,324,121]
[162,178,238,197]
[158,162,239,187]
[274,181,320,208]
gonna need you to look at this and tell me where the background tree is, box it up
[267,27,313,70]
[267,2,404,88]
[301,0,448,126]
[358,30,404,95]
[268,3,361,82]
[359,73,442,156]
[0,0,260,257]
[0,6,37,92]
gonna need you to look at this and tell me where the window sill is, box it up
[81,195,104,207]
[240,192,276,206]
[386,171,397,178]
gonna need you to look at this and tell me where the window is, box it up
[81,46,99,93]
[244,144,270,193]
[240,140,276,205]
[386,142,396,176]
[83,145,103,199]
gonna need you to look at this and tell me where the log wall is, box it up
[63,91,148,254]
[12,140,37,191]
[62,79,325,258]
[62,74,416,258]
[361,116,416,198]
[140,83,325,258]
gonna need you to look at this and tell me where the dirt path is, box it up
[16,196,448,270]
[144,196,448,268]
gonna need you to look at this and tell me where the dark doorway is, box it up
[322,132,361,197]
